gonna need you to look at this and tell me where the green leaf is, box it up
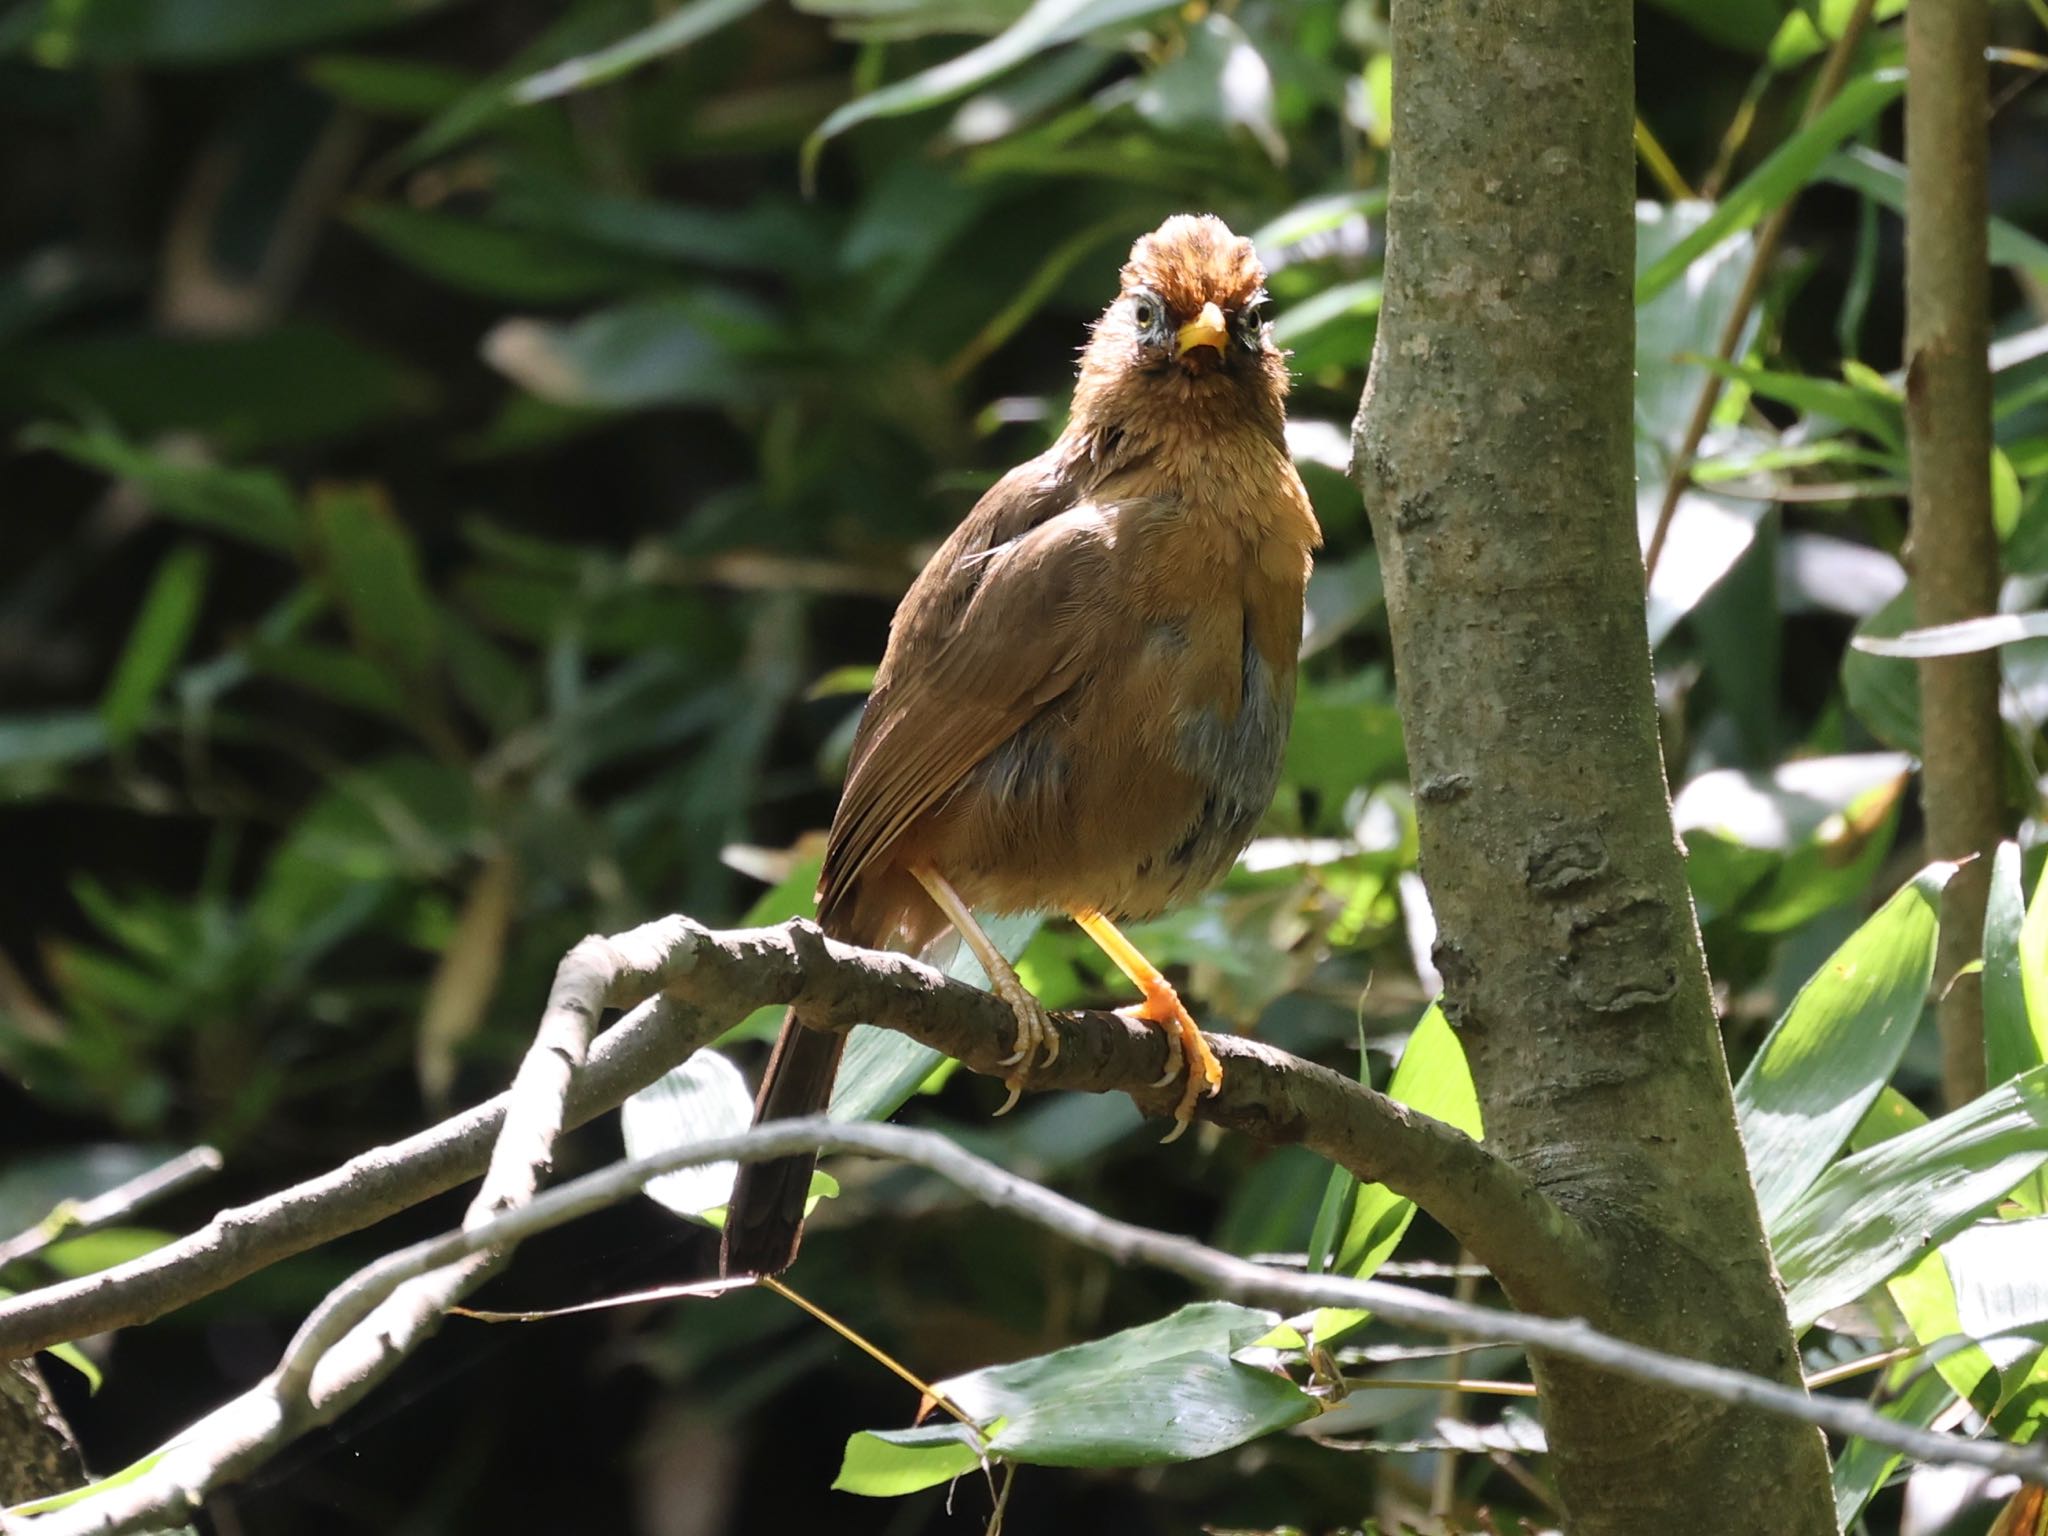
[1735,864,1948,1228]
[931,1301,1316,1467]
[1842,586,1922,751]
[833,1425,987,1499]
[804,0,1174,179]
[21,422,299,552]
[512,0,768,103]
[833,1422,990,1496]
[1986,843,2044,1089]
[307,484,439,687]
[1774,1063,2048,1331]
[1821,146,2048,275]
[1854,611,2048,659]
[1684,355,1905,454]
[0,324,430,451]
[1635,202,1763,642]
[99,546,210,747]
[829,914,1041,1121]
[1635,70,1906,306]
[345,204,651,304]
[1331,1005,1480,1277]
[1643,0,1786,52]
[482,292,777,411]
[42,1339,101,1395]
[1944,1217,2048,1407]
[620,1050,755,1223]
[1832,1366,1953,1530]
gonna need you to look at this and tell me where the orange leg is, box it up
[1071,910,1221,1142]
[913,865,1057,1115]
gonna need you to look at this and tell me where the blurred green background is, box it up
[3,0,2047,1531]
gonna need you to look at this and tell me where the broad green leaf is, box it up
[1889,1248,1998,1412]
[40,1227,176,1277]
[21,422,299,552]
[1945,1217,2048,1406]
[1767,0,1905,68]
[829,914,1040,1121]
[307,485,439,687]
[1987,843,2048,1091]
[1774,1063,2048,1331]
[931,1301,1316,1467]
[512,0,767,103]
[1251,190,1387,264]
[1850,1084,1929,1152]
[834,1422,989,1496]
[804,0,1174,178]
[1735,864,1949,1228]
[620,1051,753,1222]
[1855,611,2048,660]
[1636,70,1905,305]
[100,546,209,747]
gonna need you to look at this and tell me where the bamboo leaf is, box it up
[1635,70,1906,305]
[1735,864,1949,1228]
[1774,1064,2048,1331]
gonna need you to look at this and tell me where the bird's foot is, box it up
[1118,978,1221,1142]
[992,977,1057,1116]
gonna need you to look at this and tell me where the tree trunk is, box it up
[1350,1,1835,1530]
[1905,0,2002,1110]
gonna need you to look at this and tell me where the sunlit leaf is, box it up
[833,1421,990,1496]
[512,0,767,103]
[1735,863,1948,1228]
[620,1050,756,1222]
[1775,1063,2048,1331]
[1854,611,2048,659]
[804,0,1174,178]
[933,1301,1316,1466]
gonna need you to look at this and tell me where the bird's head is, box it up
[1068,216,1288,456]
[1075,214,1285,426]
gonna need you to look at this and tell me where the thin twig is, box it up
[0,1149,223,1272]
[1641,0,1882,582]
[17,1118,2043,1536]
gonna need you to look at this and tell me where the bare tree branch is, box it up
[17,1118,2045,1536]
[0,916,1589,1362]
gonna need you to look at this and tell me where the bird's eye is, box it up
[1234,296,1268,344]
[1131,296,1159,331]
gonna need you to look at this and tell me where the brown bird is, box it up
[721,214,1320,1276]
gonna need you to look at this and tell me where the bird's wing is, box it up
[818,460,1128,915]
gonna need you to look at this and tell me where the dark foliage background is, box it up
[3,1,2046,1531]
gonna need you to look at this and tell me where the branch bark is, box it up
[1351,2,1837,1530]
[18,1119,2046,1536]
[1906,0,2003,1109]
[0,917,1586,1362]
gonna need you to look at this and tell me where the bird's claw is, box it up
[991,980,1055,1116]
[1119,983,1222,1142]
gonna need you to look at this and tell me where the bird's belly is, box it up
[941,627,1292,921]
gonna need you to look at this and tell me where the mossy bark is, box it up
[1351,1,1835,1529]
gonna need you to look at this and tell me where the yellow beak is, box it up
[1175,301,1228,356]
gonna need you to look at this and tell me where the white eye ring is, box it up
[1132,297,1158,330]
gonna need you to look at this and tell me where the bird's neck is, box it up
[1058,392,1318,556]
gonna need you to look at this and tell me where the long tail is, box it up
[720,1010,845,1276]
